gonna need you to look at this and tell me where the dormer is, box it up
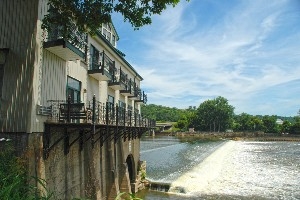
[99,23,119,48]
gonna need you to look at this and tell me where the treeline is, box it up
[141,96,300,134]
[141,104,187,122]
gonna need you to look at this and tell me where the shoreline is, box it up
[149,132,300,142]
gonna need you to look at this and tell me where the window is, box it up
[103,29,107,38]
[0,64,4,98]
[107,32,111,43]
[102,23,117,47]
[112,35,116,46]
[119,101,126,108]
[90,45,100,70]
[67,76,81,103]
[108,95,114,104]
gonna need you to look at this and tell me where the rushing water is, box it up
[137,135,300,200]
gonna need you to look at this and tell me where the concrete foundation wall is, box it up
[28,129,142,200]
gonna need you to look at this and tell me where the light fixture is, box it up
[0,48,9,65]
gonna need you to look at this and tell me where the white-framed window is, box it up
[102,23,116,47]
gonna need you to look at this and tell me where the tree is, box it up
[192,96,234,132]
[281,120,291,133]
[233,113,263,132]
[262,115,279,133]
[290,116,300,134]
[141,104,188,122]
[42,0,188,36]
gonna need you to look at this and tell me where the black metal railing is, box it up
[137,91,147,104]
[89,51,115,79]
[102,52,115,77]
[47,21,87,53]
[110,67,127,89]
[44,96,155,128]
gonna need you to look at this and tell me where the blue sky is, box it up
[112,0,300,116]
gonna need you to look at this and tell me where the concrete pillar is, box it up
[99,81,108,103]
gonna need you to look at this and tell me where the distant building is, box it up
[276,119,284,125]
[189,128,195,133]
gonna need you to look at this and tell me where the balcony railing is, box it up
[44,21,87,61]
[42,96,155,128]
[135,91,147,104]
[120,78,133,96]
[108,67,127,90]
[88,51,115,81]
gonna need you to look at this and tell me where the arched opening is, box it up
[126,154,135,183]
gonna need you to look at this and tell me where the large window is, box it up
[102,24,116,47]
[67,76,81,103]
[90,45,100,70]
[0,64,3,98]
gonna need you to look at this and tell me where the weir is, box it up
[141,137,300,199]
[148,182,171,192]
[142,140,236,196]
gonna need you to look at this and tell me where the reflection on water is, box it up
[138,136,300,199]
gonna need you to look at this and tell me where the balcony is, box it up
[135,91,147,104]
[108,68,127,90]
[88,51,114,81]
[120,78,133,96]
[129,84,140,100]
[43,23,86,61]
[41,97,156,159]
[40,97,153,127]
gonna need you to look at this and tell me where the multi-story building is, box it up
[0,1,153,199]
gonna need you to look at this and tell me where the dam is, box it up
[138,136,300,199]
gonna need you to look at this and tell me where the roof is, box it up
[95,31,143,81]
[109,22,119,41]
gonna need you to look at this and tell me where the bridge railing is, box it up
[44,96,155,128]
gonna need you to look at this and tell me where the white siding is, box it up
[41,50,67,104]
[0,0,39,132]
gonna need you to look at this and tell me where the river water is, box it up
[137,135,300,199]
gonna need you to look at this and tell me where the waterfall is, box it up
[168,141,235,195]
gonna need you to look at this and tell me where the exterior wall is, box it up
[40,50,67,105]
[87,76,100,103]
[0,0,40,132]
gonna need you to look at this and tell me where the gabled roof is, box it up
[109,22,119,41]
[95,31,143,81]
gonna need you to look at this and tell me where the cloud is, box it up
[114,0,300,116]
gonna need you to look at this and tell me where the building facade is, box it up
[0,0,152,199]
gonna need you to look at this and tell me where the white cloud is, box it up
[115,0,300,116]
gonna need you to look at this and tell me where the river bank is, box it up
[153,131,300,142]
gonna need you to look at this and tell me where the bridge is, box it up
[156,122,173,132]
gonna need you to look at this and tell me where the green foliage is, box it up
[281,120,291,133]
[0,143,29,199]
[233,113,264,132]
[141,104,190,122]
[191,96,235,132]
[262,115,279,133]
[290,116,300,134]
[0,144,58,200]
[143,100,300,134]
[42,0,188,36]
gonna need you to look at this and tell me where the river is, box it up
[136,135,300,199]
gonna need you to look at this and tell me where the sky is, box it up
[112,0,300,117]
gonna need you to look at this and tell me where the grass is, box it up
[0,143,55,200]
